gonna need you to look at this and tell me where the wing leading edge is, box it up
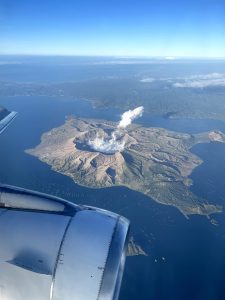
[0,111,18,134]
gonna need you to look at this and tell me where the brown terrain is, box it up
[26,116,225,216]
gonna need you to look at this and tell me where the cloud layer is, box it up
[140,78,155,83]
[173,73,225,88]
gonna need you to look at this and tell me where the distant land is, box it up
[1,75,225,120]
[127,237,148,257]
[26,116,224,216]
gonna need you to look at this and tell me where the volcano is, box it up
[26,116,224,216]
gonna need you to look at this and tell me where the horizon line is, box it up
[0,54,225,60]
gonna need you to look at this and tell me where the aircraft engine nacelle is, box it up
[0,184,130,300]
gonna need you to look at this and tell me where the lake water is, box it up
[1,96,225,300]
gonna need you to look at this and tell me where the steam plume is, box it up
[118,106,144,129]
[88,106,144,154]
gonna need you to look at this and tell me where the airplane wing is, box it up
[0,184,130,300]
[0,108,18,134]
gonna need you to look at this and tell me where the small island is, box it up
[127,237,148,257]
[26,116,224,216]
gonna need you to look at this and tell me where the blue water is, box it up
[1,96,225,300]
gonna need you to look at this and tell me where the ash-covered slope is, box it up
[26,116,224,216]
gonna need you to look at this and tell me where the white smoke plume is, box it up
[118,106,144,129]
[88,132,125,154]
[88,106,144,154]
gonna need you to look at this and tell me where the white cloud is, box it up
[173,73,225,88]
[140,78,155,83]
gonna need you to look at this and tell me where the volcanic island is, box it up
[26,116,225,216]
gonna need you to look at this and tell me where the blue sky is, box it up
[0,0,225,57]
